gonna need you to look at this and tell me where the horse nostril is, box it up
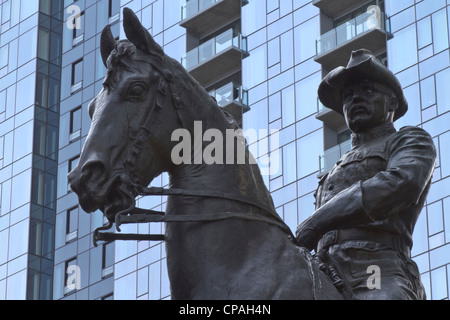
[80,161,107,186]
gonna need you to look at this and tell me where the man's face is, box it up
[342,79,397,133]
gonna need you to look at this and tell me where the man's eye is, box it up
[343,91,353,100]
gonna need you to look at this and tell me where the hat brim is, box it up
[318,56,408,121]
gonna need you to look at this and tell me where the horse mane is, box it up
[107,39,239,130]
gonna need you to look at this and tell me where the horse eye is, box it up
[128,83,147,99]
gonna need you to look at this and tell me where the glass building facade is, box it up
[0,0,449,300]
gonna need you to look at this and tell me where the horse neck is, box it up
[166,102,274,216]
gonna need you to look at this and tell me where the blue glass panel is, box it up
[114,272,136,300]
[387,24,417,74]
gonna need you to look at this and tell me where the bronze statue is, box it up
[67,7,435,300]
[67,8,343,300]
[295,49,437,300]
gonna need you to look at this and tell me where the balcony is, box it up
[319,139,352,174]
[181,28,248,87]
[315,98,346,129]
[181,0,243,37]
[209,82,249,124]
[313,0,368,17]
[315,12,390,71]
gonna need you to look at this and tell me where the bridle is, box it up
[93,56,294,247]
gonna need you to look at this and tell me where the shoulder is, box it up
[389,126,433,142]
[386,125,436,154]
[398,125,432,136]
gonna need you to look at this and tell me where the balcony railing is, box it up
[181,28,246,70]
[315,97,346,129]
[209,82,248,108]
[316,11,389,57]
[319,139,352,174]
[182,0,220,20]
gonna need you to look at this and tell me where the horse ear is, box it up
[122,7,164,63]
[100,25,116,68]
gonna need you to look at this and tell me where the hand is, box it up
[295,217,320,251]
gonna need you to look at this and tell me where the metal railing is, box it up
[316,11,390,56]
[181,28,247,70]
[208,82,248,107]
[181,0,220,20]
[319,139,352,174]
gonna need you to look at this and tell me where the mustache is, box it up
[347,103,371,116]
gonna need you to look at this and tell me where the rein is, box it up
[93,186,294,247]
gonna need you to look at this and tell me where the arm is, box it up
[296,127,436,249]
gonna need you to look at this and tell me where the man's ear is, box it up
[389,96,398,113]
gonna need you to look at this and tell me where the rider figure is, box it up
[295,49,436,300]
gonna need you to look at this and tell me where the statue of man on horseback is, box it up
[68,7,436,300]
[295,49,436,300]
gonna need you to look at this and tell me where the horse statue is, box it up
[68,8,343,300]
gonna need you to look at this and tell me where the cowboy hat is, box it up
[318,49,408,121]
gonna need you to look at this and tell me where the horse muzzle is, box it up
[68,160,111,212]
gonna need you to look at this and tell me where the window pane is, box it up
[71,107,81,132]
[387,24,418,74]
[9,219,29,260]
[67,206,78,234]
[103,241,114,268]
[72,60,83,85]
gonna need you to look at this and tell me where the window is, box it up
[102,241,114,278]
[108,0,120,24]
[70,106,82,141]
[72,11,84,46]
[71,59,83,93]
[66,206,78,243]
[68,156,79,192]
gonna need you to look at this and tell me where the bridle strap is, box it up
[93,185,294,246]
[139,187,279,217]
[94,208,294,246]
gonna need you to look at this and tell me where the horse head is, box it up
[68,8,218,222]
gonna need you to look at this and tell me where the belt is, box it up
[317,228,411,257]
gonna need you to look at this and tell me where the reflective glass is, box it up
[420,76,436,109]
[11,170,31,210]
[417,17,432,49]
[436,67,450,114]
[114,271,136,300]
[281,85,294,127]
[8,218,29,260]
[432,8,449,53]
[268,37,280,67]
[17,27,37,66]
[13,120,33,161]
[6,269,26,300]
[297,130,323,178]
[295,72,320,121]
[385,0,412,16]
[387,24,417,74]
[0,229,8,265]
[15,73,35,113]
[395,83,421,128]
[283,141,296,185]
[242,0,266,35]
[294,18,319,63]
[243,44,267,89]
[20,0,39,21]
